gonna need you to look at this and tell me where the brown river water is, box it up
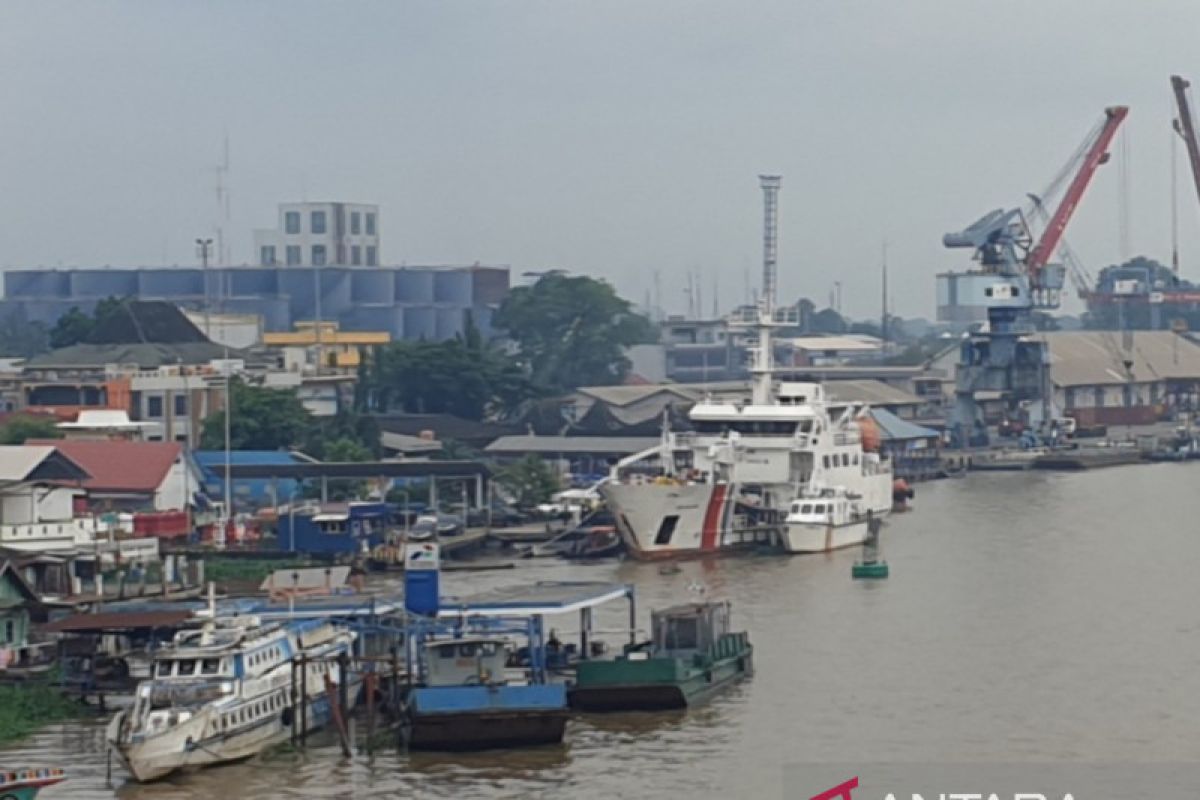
[6,463,1200,798]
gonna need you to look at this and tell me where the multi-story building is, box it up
[253,202,380,268]
[263,322,390,373]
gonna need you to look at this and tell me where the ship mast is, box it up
[750,175,782,406]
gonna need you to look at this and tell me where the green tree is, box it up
[0,415,63,444]
[48,297,126,349]
[362,326,536,420]
[322,436,373,462]
[200,379,312,450]
[495,274,656,391]
[494,454,561,508]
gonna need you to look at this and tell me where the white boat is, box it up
[602,309,893,560]
[781,485,875,554]
[106,612,357,782]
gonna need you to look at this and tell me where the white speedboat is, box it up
[106,613,357,782]
[781,485,876,554]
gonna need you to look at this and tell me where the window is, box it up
[351,245,361,266]
[365,245,377,267]
[350,211,361,234]
[147,395,163,418]
[260,245,277,266]
[177,659,196,676]
[814,504,826,514]
[312,245,327,266]
[365,212,376,235]
[201,658,220,675]
[664,617,699,650]
[800,504,813,514]
[841,453,849,466]
[156,660,172,677]
[174,394,188,416]
[654,515,679,546]
[311,210,327,234]
[2,620,13,643]
[286,245,302,266]
[285,211,301,234]
[822,455,830,469]
[438,646,456,660]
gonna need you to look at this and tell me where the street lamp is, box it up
[196,238,213,339]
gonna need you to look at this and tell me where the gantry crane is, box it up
[943,106,1129,447]
[1171,76,1200,227]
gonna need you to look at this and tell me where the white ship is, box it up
[106,611,357,782]
[781,484,877,554]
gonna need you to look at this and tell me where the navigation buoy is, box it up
[852,560,889,579]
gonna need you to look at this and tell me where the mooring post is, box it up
[299,654,308,747]
[290,657,298,745]
[338,652,353,752]
[366,671,377,755]
[389,645,400,712]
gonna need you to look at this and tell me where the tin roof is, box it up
[30,439,181,493]
[43,609,194,632]
[438,581,633,617]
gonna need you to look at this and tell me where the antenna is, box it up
[653,269,662,321]
[214,132,231,266]
[759,175,782,312]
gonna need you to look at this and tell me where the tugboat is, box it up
[106,611,357,782]
[0,768,65,799]
[569,600,752,711]
[403,636,569,750]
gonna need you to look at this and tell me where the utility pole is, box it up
[196,238,213,340]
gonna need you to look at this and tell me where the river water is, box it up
[7,463,1200,798]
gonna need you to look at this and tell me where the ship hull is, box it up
[604,474,892,560]
[780,519,871,553]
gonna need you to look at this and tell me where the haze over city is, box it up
[3,0,1200,318]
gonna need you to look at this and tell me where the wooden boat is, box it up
[560,526,622,560]
[0,768,65,799]
[404,637,568,751]
[569,601,751,712]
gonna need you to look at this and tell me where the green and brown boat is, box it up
[569,600,752,712]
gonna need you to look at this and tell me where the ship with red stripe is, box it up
[602,307,893,560]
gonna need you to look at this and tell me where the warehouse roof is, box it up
[869,408,939,441]
[484,435,659,455]
[1037,331,1200,387]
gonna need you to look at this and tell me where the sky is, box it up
[3,1,1200,321]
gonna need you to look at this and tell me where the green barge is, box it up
[569,601,752,712]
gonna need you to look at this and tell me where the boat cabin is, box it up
[650,601,731,658]
[424,637,508,687]
[787,489,864,525]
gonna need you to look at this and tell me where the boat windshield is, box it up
[693,420,803,435]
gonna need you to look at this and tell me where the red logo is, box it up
[810,777,858,800]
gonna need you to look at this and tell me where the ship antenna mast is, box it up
[749,175,782,405]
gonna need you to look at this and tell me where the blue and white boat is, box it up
[106,613,356,782]
[403,636,568,751]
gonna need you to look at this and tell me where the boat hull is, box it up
[780,519,871,554]
[405,684,568,751]
[570,638,753,712]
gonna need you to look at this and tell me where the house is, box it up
[0,556,44,670]
[0,445,94,553]
[869,409,942,482]
[32,439,202,513]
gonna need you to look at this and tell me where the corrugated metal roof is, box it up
[43,609,193,632]
[575,384,698,407]
[823,379,922,407]
[870,408,939,441]
[0,445,89,483]
[31,439,181,493]
[484,435,659,455]
[1038,331,1200,387]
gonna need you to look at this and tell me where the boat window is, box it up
[438,646,456,660]
[665,617,699,650]
[822,455,830,469]
[156,660,173,677]
[654,515,679,546]
[853,453,859,465]
[800,504,813,514]
[479,642,497,656]
[177,659,196,676]
[458,644,477,657]
[813,504,826,514]
[201,658,220,675]
[790,502,801,513]
[842,453,850,466]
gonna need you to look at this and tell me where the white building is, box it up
[253,202,380,268]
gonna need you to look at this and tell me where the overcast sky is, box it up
[3,1,1200,320]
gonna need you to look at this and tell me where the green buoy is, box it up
[852,560,889,579]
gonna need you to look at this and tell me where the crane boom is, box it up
[1171,75,1200,215]
[1026,106,1129,280]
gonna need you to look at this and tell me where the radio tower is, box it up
[759,175,781,312]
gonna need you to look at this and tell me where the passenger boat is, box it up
[403,636,569,751]
[0,768,65,799]
[602,303,892,560]
[781,485,875,554]
[569,600,752,711]
[106,613,357,782]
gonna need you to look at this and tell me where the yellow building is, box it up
[263,322,389,370]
